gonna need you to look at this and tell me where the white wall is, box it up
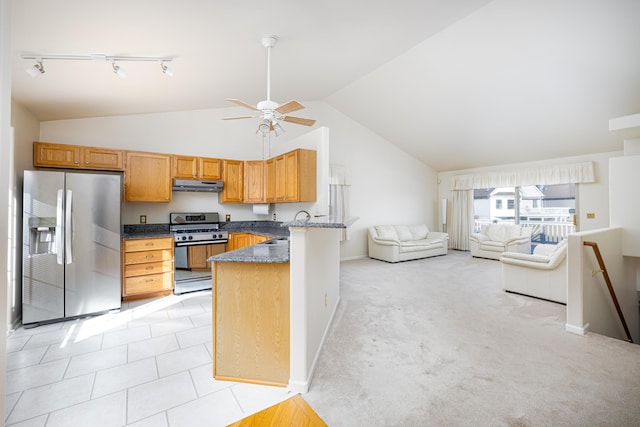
[437,151,620,233]
[317,103,438,260]
[38,101,438,260]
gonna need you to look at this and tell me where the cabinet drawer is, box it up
[124,237,173,252]
[124,273,174,296]
[124,260,173,277]
[125,249,173,265]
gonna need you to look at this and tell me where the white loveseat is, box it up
[500,239,568,303]
[469,224,532,260]
[368,224,448,263]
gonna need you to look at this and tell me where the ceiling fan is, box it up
[223,36,316,136]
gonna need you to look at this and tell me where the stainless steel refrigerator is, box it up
[22,170,122,326]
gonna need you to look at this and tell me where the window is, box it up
[474,184,576,244]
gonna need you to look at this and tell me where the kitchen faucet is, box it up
[294,210,311,222]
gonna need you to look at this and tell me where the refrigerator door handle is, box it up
[56,189,64,265]
[65,189,73,264]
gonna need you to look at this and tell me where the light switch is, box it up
[586,213,595,219]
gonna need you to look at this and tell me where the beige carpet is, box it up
[304,251,640,426]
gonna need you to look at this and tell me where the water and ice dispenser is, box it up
[28,217,57,256]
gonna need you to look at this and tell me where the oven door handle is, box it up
[175,240,228,247]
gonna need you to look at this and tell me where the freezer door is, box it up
[64,173,122,317]
[22,170,65,324]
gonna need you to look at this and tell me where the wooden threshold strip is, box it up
[228,394,328,427]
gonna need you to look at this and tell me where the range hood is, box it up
[172,179,224,192]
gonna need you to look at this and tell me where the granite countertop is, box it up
[122,224,172,239]
[281,215,358,229]
[209,238,289,263]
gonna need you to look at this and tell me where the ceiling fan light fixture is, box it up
[111,61,127,78]
[273,122,285,136]
[257,119,271,137]
[25,60,45,78]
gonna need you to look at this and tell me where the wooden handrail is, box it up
[583,241,633,343]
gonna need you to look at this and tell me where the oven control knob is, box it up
[188,236,193,240]
[218,233,223,239]
[181,236,187,241]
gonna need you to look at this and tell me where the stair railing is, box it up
[583,241,633,343]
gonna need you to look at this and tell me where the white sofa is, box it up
[469,224,532,260]
[500,239,568,303]
[368,224,448,263]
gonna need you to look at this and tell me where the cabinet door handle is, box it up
[146,255,154,259]
[146,266,154,270]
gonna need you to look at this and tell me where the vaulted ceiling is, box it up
[11,0,640,171]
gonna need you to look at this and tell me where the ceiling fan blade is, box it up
[227,98,259,111]
[276,100,305,115]
[222,116,254,120]
[283,116,316,126]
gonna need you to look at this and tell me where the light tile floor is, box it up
[5,291,293,426]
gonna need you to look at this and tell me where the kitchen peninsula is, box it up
[209,216,352,393]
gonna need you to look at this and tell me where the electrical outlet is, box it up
[586,213,595,219]
[140,215,147,224]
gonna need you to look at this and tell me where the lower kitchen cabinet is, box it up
[227,233,268,251]
[122,237,174,301]
[187,243,227,270]
[213,261,290,386]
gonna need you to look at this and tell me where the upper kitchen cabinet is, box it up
[34,142,124,171]
[172,155,222,180]
[244,160,265,203]
[220,159,244,203]
[266,149,316,203]
[124,151,172,202]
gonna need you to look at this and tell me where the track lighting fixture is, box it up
[25,60,45,78]
[160,61,174,77]
[111,61,127,78]
[21,53,174,78]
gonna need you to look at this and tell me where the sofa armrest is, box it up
[504,236,531,245]
[501,252,549,263]
[370,236,401,246]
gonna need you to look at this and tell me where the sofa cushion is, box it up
[395,226,413,242]
[375,225,398,241]
[486,224,522,242]
[409,224,429,240]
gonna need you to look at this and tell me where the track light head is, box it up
[25,60,45,78]
[111,61,127,78]
[160,61,174,77]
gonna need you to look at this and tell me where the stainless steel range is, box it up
[170,212,228,294]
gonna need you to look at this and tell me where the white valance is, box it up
[450,161,595,190]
